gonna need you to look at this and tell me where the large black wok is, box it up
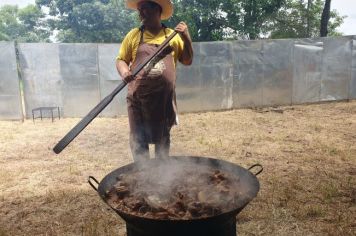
[88,156,262,236]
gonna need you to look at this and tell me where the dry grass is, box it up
[0,101,355,236]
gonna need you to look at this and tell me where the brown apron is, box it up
[127,26,177,161]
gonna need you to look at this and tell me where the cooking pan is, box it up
[88,156,262,236]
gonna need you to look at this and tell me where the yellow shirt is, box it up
[116,27,184,67]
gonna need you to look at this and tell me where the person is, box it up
[116,0,193,162]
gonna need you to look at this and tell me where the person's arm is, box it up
[116,60,134,83]
[175,22,193,65]
[115,29,136,83]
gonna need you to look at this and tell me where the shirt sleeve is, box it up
[116,29,137,64]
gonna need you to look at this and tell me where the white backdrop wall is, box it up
[0,35,355,119]
[0,42,23,120]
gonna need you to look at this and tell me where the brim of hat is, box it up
[126,0,173,20]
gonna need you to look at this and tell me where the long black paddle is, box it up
[53,31,178,154]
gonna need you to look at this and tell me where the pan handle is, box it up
[88,176,99,192]
[248,164,263,176]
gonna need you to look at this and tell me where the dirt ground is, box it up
[0,101,355,236]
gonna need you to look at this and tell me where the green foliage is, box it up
[167,0,228,41]
[269,0,345,39]
[226,0,285,39]
[0,5,21,41]
[0,4,50,42]
[0,0,346,43]
[166,0,285,41]
[36,0,138,43]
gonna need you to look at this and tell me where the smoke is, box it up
[115,156,251,209]
[132,158,195,196]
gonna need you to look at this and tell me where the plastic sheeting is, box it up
[293,40,323,103]
[0,42,23,120]
[176,43,202,112]
[232,40,263,108]
[351,37,356,99]
[320,37,352,101]
[58,44,100,117]
[200,41,234,110]
[18,43,62,117]
[19,43,101,118]
[176,42,234,112]
[98,44,127,117]
[2,35,356,120]
[263,40,293,106]
[232,40,293,108]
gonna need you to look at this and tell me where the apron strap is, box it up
[139,25,145,45]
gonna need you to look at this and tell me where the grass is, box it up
[321,182,339,202]
[0,229,7,236]
[0,101,355,235]
[305,205,325,218]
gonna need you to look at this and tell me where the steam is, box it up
[105,155,259,221]
[117,156,246,207]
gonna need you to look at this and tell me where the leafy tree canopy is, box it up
[269,0,345,39]
[36,0,287,42]
[0,0,347,42]
[166,0,285,41]
[36,0,138,43]
[0,4,50,42]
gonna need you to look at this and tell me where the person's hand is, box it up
[175,22,193,65]
[123,71,135,83]
[175,22,191,42]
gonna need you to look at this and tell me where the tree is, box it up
[166,0,227,41]
[307,0,312,37]
[320,0,331,37]
[17,4,51,42]
[166,0,285,41]
[0,5,20,41]
[2,0,343,43]
[238,0,285,39]
[33,0,283,42]
[36,0,138,43]
[0,4,50,42]
[270,0,344,39]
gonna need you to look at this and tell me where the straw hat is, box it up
[126,0,173,20]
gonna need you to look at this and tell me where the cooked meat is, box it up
[104,165,242,220]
